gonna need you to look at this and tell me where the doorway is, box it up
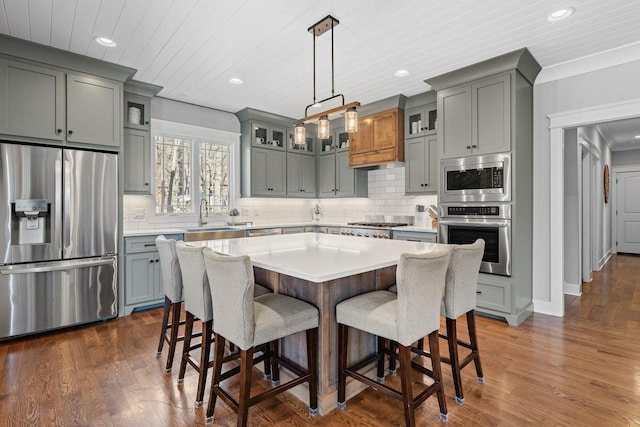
[614,170,640,254]
[547,98,640,318]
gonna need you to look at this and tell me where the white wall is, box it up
[533,57,640,314]
[612,149,640,167]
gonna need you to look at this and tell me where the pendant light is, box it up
[297,15,360,140]
[294,122,306,145]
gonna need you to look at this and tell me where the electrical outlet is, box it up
[134,208,145,219]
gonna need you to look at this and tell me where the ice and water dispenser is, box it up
[11,199,51,245]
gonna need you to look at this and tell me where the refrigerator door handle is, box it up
[0,257,115,275]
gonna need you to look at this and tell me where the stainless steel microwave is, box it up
[440,153,510,203]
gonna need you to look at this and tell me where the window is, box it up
[153,120,239,215]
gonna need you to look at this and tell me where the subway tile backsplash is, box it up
[124,166,437,229]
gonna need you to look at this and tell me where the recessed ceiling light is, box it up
[394,69,409,77]
[94,36,116,47]
[229,77,243,85]
[547,7,575,22]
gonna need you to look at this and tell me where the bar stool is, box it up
[175,242,214,406]
[387,240,486,405]
[175,243,273,406]
[336,248,452,427]
[155,235,185,373]
[202,248,319,427]
[440,238,485,405]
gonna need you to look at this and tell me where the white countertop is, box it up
[191,232,446,283]
[123,222,438,237]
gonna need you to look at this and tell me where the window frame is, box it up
[151,119,241,218]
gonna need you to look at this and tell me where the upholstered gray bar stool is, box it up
[203,249,319,427]
[387,239,486,405]
[336,248,452,427]
[175,243,272,406]
[175,242,215,406]
[155,235,185,373]
[440,239,485,405]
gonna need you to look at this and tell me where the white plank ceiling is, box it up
[1,0,640,147]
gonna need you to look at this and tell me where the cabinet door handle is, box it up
[472,145,477,149]
[56,128,62,134]
[149,259,154,264]
[466,145,471,149]
[145,121,149,125]
[144,243,156,247]
[68,130,73,135]
[145,182,149,186]
[476,291,482,294]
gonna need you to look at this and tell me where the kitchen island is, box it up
[194,232,443,414]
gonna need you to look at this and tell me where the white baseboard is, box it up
[533,299,564,317]
[564,282,582,296]
[598,250,612,270]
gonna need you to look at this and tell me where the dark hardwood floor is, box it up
[2,254,640,426]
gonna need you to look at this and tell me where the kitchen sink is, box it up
[184,228,246,242]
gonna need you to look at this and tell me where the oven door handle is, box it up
[438,219,510,227]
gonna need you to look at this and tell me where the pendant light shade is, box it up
[345,107,358,133]
[318,115,330,139]
[294,123,306,145]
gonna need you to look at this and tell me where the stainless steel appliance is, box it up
[438,203,511,276]
[341,222,409,239]
[0,143,118,340]
[440,153,510,203]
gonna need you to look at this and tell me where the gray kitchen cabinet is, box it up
[438,72,511,158]
[66,73,121,148]
[251,147,286,196]
[405,103,437,138]
[125,251,161,306]
[0,58,65,141]
[124,93,151,131]
[406,134,438,194]
[476,279,511,313]
[123,128,152,193]
[251,121,286,149]
[287,152,316,197]
[287,128,315,153]
[122,81,161,195]
[317,126,367,198]
[124,234,184,314]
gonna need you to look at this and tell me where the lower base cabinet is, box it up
[124,233,182,314]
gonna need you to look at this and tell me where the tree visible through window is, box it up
[155,135,229,214]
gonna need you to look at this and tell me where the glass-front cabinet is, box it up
[317,126,350,154]
[287,129,314,153]
[251,121,286,149]
[406,103,437,138]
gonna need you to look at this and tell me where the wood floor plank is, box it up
[2,254,640,425]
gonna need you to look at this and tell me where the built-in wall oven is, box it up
[440,153,510,203]
[438,203,511,276]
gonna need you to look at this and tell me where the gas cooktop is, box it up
[347,222,409,228]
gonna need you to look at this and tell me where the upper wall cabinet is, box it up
[405,104,437,138]
[0,58,122,150]
[349,108,404,167]
[66,73,121,148]
[438,72,511,159]
[122,80,162,195]
[124,93,151,131]
[0,58,65,141]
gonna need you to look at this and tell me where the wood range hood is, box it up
[348,95,406,169]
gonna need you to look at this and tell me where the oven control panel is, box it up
[447,206,500,216]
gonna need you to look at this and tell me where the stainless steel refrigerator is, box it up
[0,142,118,340]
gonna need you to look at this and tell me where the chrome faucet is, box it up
[199,198,209,227]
